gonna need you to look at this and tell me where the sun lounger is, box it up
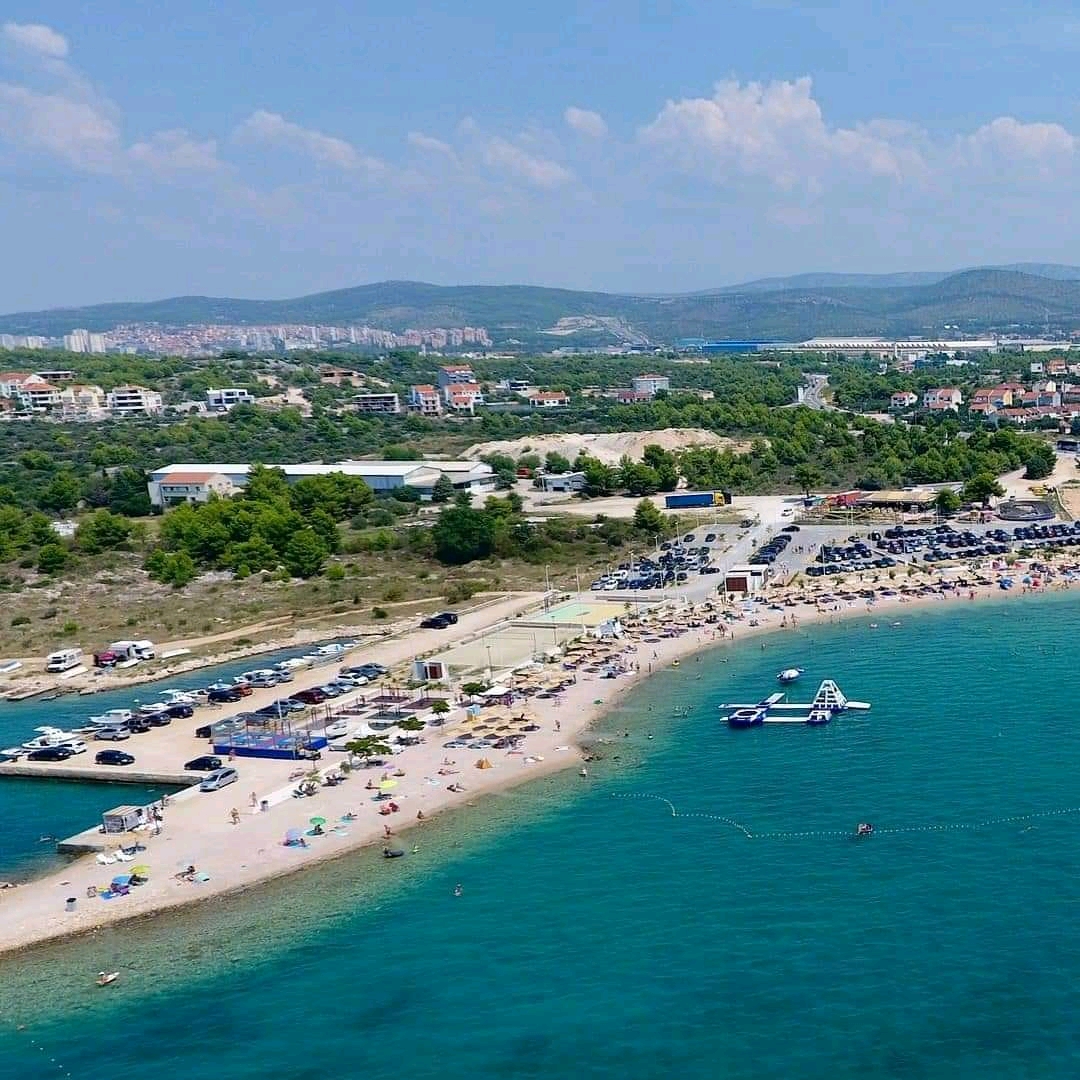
[95,853,116,865]
[114,851,134,862]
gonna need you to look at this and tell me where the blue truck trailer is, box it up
[664,491,729,509]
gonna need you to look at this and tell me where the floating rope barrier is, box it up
[611,792,1080,841]
[12,1026,75,1078]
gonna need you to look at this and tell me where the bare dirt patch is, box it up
[465,428,758,465]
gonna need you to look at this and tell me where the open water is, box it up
[3,595,1080,1078]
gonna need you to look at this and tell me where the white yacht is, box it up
[84,708,133,729]
[20,727,88,753]
[137,702,171,718]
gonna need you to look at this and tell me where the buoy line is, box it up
[611,793,1080,840]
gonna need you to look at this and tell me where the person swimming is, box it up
[453,883,463,897]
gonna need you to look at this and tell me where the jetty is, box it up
[721,680,870,728]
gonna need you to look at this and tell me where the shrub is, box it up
[372,606,388,619]
[326,564,346,582]
[10,615,29,627]
[61,620,78,635]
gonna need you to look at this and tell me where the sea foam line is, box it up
[611,793,1080,840]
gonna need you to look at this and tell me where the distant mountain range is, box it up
[6,265,1080,346]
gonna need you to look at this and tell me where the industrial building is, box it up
[147,460,495,508]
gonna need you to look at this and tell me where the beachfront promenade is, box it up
[1,524,1078,956]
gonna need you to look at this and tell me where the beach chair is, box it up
[95,853,116,866]
[114,851,134,862]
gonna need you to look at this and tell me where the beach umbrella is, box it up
[309,816,326,827]
[111,874,132,887]
[378,779,398,792]
[131,865,150,877]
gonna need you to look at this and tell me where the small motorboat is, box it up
[96,971,119,987]
[855,823,874,838]
[776,668,804,684]
[382,848,405,859]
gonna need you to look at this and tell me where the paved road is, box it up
[802,373,831,411]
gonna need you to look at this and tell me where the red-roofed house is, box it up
[442,382,484,412]
[889,391,918,409]
[922,387,963,411]
[527,390,569,409]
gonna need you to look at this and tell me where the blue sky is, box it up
[3,1,1080,309]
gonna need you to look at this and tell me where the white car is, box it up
[200,767,239,792]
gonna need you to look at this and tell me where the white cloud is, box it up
[640,77,922,189]
[959,116,1076,161]
[564,106,607,138]
[408,130,456,157]
[2,22,69,59]
[128,130,223,176]
[482,136,572,188]
[235,110,383,172]
[0,83,119,171]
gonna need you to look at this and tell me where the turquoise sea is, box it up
[3,596,1080,1078]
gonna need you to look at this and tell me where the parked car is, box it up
[359,663,387,678]
[194,724,213,739]
[200,766,239,792]
[436,611,459,625]
[208,687,242,704]
[146,714,172,727]
[94,727,131,741]
[27,746,75,761]
[290,688,328,705]
[165,703,194,719]
[96,749,135,766]
[185,755,223,771]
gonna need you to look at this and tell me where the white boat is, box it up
[20,727,88,753]
[85,709,133,728]
[158,689,198,704]
[776,668,804,684]
[137,702,171,717]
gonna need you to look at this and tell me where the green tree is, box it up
[963,473,1005,507]
[344,735,393,762]
[107,468,152,517]
[37,542,68,574]
[633,498,665,534]
[934,489,961,516]
[430,699,451,716]
[1024,442,1056,480]
[146,549,198,588]
[282,528,329,578]
[544,451,571,474]
[39,472,82,513]
[792,463,823,497]
[76,509,133,554]
[431,474,455,503]
[432,505,496,565]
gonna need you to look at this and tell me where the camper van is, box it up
[107,640,157,662]
[45,648,83,673]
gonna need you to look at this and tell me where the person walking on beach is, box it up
[249,791,258,808]
[230,807,240,825]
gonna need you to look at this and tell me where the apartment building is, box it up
[107,385,164,417]
[437,364,476,389]
[206,387,255,411]
[347,392,401,415]
[408,385,442,415]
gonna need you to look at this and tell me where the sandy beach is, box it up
[0,553,1074,958]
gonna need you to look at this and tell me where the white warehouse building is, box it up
[147,460,495,508]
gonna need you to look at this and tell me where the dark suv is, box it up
[421,615,452,630]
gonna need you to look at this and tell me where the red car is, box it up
[290,688,328,706]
